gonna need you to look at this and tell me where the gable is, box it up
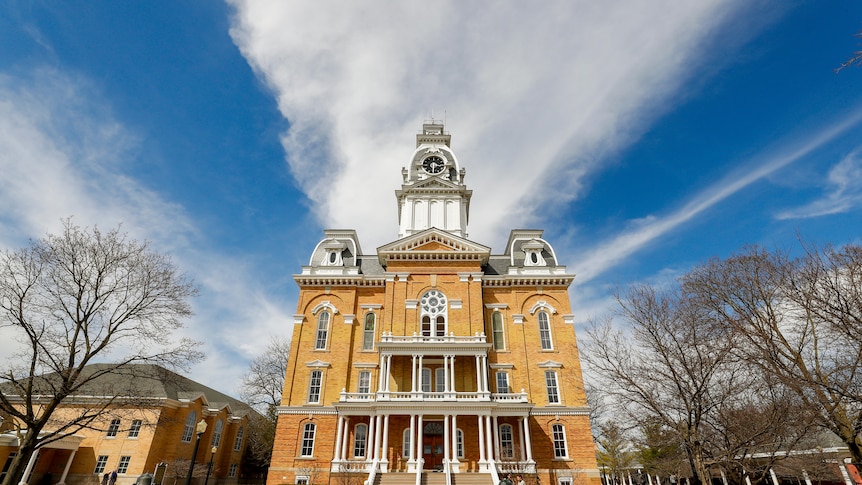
[377,228,491,266]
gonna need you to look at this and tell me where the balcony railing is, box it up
[379,331,487,343]
[338,389,528,403]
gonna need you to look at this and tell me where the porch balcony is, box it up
[338,390,528,403]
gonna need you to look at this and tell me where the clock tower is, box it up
[396,122,472,239]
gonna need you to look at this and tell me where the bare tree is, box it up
[584,284,751,485]
[0,221,201,485]
[239,336,290,468]
[683,244,862,464]
[836,30,862,73]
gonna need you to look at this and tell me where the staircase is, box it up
[376,473,494,485]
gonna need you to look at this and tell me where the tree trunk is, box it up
[1,430,41,485]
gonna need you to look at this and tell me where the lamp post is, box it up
[185,419,208,485]
[204,446,217,485]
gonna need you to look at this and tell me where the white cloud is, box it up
[228,0,747,251]
[776,148,862,220]
[0,68,293,394]
[570,109,862,284]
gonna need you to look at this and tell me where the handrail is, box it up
[365,459,379,485]
[415,458,424,485]
[380,331,487,343]
[444,460,452,485]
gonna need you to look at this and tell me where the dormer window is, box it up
[321,240,346,266]
[522,239,547,266]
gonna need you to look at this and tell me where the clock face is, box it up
[422,156,445,174]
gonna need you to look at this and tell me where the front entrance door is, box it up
[422,421,445,470]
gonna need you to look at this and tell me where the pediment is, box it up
[410,176,462,190]
[377,228,491,266]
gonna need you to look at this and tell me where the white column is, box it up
[418,355,424,394]
[385,355,393,392]
[334,415,346,461]
[410,354,419,394]
[492,416,501,461]
[374,415,384,461]
[481,356,489,393]
[341,417,351,462]
[18,449,40,485]
[518,418,526,462]
[475,355,483,393]
[444,355,451,393]
[449,356,456,394]
[408,415,416,463]
[478,415,487,464]
[378,354,386,391]
[802,470,812,485]
[56,448,77,485]
[381,414,391,467]
[367,416,377,461]
[769,469,779,485]
[416,415,425,471]
[444,415,451,466]
[485,415,495,461]
[522,416,533,462]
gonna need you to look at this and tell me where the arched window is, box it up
[402,429,411,457]
[362,313,376,350]
[492,312,505,350]
[315,311,330,350]
[552,424,568,458]
[181,412,197,442]
[435,367,445,392]
[353,424,368,458]
[500,424,514,459]
[538,310,553,350]
[233,426,244,451]
[210,420,223,448]
[420,290,447,337]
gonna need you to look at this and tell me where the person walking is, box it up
[109,470,117,485]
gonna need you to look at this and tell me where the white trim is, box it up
[293,314,305,325]
[360,304,383,309]
[343,314,355,325]
[406,299,418,309]
[485,303,508,309]
[538,360,563,368]
[306,360,332,368]
[529,300,557,315]
[562,314,575,325]
[312,301,339,315]
[512,314,525,324]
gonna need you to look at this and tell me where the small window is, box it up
[358,371,371,394]
[300,423,316,457]
[117,456,131,474]
[362,313,375,350]
[559,478,573,485]
[435,368,445,392]
[182,412,197,442]
[500,424,514,459]
[496,372,510,394]
[315,311,331,350]
[94,456,108,474]
[402,429,411,457]
[296,477,309,485]
[308,370,323,404]
[1,452,18,482]
[552,424,568,458]
[211,420,224,448]
[234,426,244,451]
[106,418,121,437]
[545,371,560,404]
[456,429,464,459]
[492,312,505,350]
[538,311,553,350]
[353,424,368,458]
[229,464,238,478]
[128,419,142,438]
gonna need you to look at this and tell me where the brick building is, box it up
[0,364,255,485]
[269,123,599,485]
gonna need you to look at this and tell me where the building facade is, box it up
[0,365,254,485]
[270,123,599,485]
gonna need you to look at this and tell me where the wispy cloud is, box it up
[0,68,293,394]
[776,148,862,220]
[229,0,747,250]
[572,109,862,284]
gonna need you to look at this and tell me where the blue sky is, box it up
[2,1,862,396]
